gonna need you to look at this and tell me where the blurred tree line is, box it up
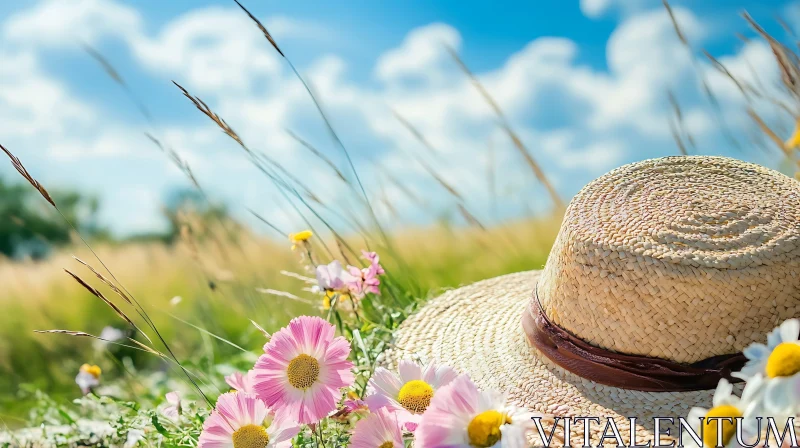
[0,175,232,260]
[0,176,106,259]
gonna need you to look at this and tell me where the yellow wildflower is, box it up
[288,230,313,250]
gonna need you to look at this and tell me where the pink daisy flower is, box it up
[350,408,404,448]
[415,375,536,448]
[365,358,458,431]
[198,392,299,448]
[226,369,257,394]
[253,316,354,424]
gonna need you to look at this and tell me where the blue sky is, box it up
[0,0,795,237]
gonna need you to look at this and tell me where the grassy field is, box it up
[0,216,561,425]
[2,3,798,435]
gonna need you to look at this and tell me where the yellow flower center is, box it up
[702,405,742,448]
[232,424,269,448]
[467,410,511,447]
[287,354,320,390]
[378,442,394,448]
[397,380,434,413]
[766,342,800,378]
[80,364,102,378]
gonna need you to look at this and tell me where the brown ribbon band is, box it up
[522,288,747,392]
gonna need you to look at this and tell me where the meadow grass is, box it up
[0,216,560,424]
[1,1,799,440]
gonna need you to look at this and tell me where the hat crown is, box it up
[538,156,800,363]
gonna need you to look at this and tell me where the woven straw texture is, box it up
[541,156,800,362]
[386,156,800,445]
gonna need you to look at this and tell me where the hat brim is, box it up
[385,270,729,445]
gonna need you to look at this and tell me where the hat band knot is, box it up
[522,286,747,392]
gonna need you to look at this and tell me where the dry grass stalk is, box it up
[73,256,133,305]
[663,0,746,154]
[335,238,354,267]
[445,47,564,210]
[174,82,344,259]
[250,320,271,339]
[33,329,159,356]
[420,158,463,200]
[63,269,149,343]
[247,208,285,237]
[392,110,442,157]
[256,150,322,204]
[145,133,201,189]
[279,270,316,284]
[666,90,692,154]
[33,329,94,337]
[128,337,165,357]
[380,128,487,227]
[668,117,689,156]
[0,144,55,207]
[88,48,246,265]
[87,43,251,266]
[742,12,800,100]
[387,111,466,200]
[234,0,388,248]
[256,288,313,305]
[387,109,494,223]
[82,43,124,85]
[747,109,791,154]
[283,132,378,237]
[662,0,688,46]
[487,137,497,217]
[457,204,486,230]
[83,44,155,126]
[373,162,428,211]
[174,81,245,148]
[377,180,401,222]
[0,146,215,404]
[703,50,751,99]
[286,130,349,184]
[233,0,284,57]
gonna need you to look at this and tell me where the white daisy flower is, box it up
[733,319,800,417]
[683,378,762,448]
[735,319,800,381]
[75,364,101,395]
[365,358,458,431]
[415,374,536,448]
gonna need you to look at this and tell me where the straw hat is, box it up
[386,156,800,445]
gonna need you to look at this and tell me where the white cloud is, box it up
[579,0,661,19]
[3,0,141,46]
[130,7,283,94]
[0,49,95,139]
[584,7,704,135]
[375,23,461,87]
[581,0,613,18]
